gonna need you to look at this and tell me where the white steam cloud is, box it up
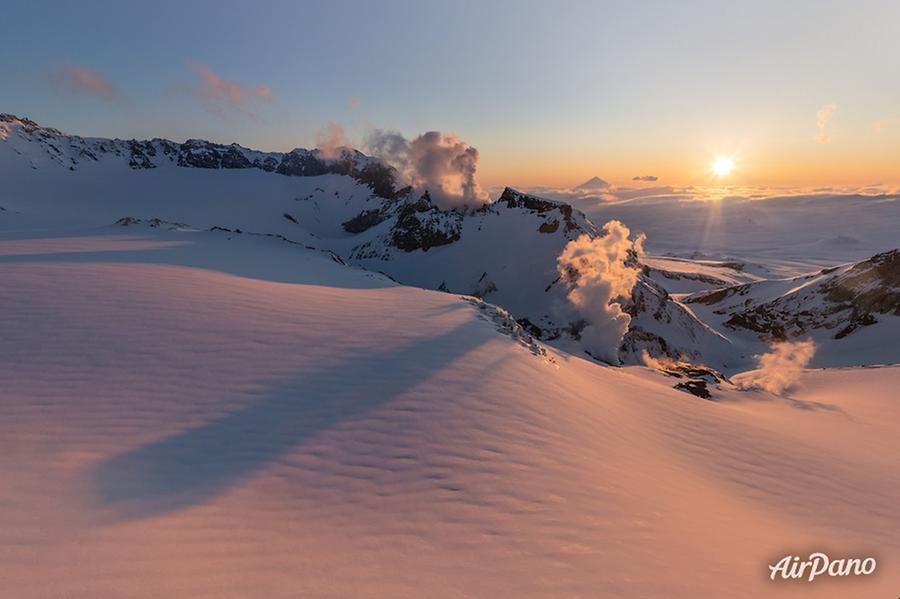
[365,129,488,209]
[641,351,684,371]
[557,221,644,363]
[315,122,351,160]
[738,340,816,394]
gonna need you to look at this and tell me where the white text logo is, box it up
[769,553,876,582]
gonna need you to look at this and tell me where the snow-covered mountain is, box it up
[682,250,900,363]
[0,114,734,367]
[2,113,898,372]
[3,113,900,598]
[1,113,399,196]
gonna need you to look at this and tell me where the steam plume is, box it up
[315,122,351,160]
[557,221,644,363]
[738,340,816,394]
[365,129,488,208]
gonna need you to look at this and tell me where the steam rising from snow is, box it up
[557,221,644,363]
[315,123,351,160]
[739,340,816,394]
[640,351,682,371]
[365,130,488,208]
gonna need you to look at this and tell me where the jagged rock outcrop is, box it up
[686,249,900,340]
[389,192,463,252]
[493,187,582,235]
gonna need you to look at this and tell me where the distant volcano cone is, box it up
[575,176,610,190]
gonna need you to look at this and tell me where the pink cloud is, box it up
[871,117,900,134]
[189,63,273,118]
[348,96,361,110]
[51,65,123,103]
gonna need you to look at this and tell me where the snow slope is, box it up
[2,114,900,596]
[683,250,900,367]
[0,116,734,369]
[5,114,897,373]
[1,223,898,598]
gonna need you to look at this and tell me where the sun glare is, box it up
[712,157,734,178]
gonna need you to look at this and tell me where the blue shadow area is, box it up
[92,321,487,520]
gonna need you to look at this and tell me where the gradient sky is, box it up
[2,0,899,189]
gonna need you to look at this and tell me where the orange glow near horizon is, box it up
[711,157,735,178]
[476,141,900,192]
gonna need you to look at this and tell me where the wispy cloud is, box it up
[50,65,124,104]
[348,96,361,110]
[189,63,273,119]
[871,116,900,134]
[315,122,351,160]
[815,103,836,144]
[632,175,658,182]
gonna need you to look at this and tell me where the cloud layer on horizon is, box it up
[498,180,900,210]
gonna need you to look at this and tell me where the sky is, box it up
[2,0,899,190]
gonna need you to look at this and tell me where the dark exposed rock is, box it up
[220,145,252,169]
[701,249,899,341]
[620,327,671,359]
[178,140,228,168]
[254,156,279,172]
[686,284,750,305]
[497,187,581,234]
[538,219,559,233]
[833,312,878,339]
[115,217,187,229]
[389,192,462,252]
[342,209,388,234]
[128,140,157,169]
[354,161,398,199]
[276,148,329,176]
[498,187,563,213]
[674,380,712,399]
[516,318,544,338]
[822,249,900,315]
[471,272,498,298]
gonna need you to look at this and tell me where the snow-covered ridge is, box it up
[685,249,900,340]
[0,113,399,197]
[3,113,897,371]
[3,114,900,597]
[337,186,733,368]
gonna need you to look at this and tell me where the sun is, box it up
[712,157,735,178]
